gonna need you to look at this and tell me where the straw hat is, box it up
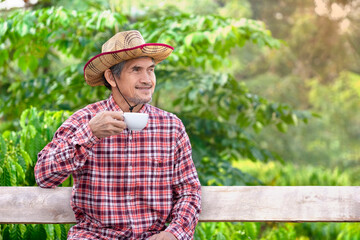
[84,30,174,86]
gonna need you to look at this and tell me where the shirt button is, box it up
[129,165,132,170]
[129,135,132,140]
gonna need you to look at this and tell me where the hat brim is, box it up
[84,43,174,86]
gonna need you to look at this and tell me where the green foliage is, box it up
[0,108,73,240]
[0,7,284,122]
[131,12,311,185]
[0,107,313,239]
[232,159,360,238]
[195,222,261,240]
[235,159,353,186]
[262,223,297,240]
[134,13,282,71]
[173,73,311,185]
[1,224,72,240]
[0,108,72,186]
[194,160,360,240]
[194,221,360,240]
[2,1,352,239]
[0,7,127,121]
[246,71,360,177]
[0,7,125,71]
[0,5,313,187]
[293,222,360,240]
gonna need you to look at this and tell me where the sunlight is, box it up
[0,0,38,10]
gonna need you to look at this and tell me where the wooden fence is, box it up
[1,186,359,224]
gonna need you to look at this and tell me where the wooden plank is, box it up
[0,186,359,224]
[200,186,360,222]
[0,187,75,224]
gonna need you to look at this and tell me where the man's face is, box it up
[116,57,156,105]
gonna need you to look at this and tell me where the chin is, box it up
[130,96,152,105]
[140,93,153,104]
[144,97,152,104]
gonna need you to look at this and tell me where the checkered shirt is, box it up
[35,95,201,240]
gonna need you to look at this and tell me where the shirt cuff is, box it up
[165,223,188,240]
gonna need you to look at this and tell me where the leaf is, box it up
[184,34,193,47]
[253,121,263,133]
[17,22,30,37]
[20,149,33,168]
[250,147,264,161]
[16,151,27,171]
[195,223,207,240]
[244,222,259,239]
[9,159,18,186]
[33,133,46,161]
[0,135,6,165]
[44,224,55,240]
[215,232,226,240]
[2,224,11,240]
[24,224,34,239]
[28,54,39,73]
[10,221,23,239]
[54,224,62,240]
[31,224,47,240]
[3,162,12,186]
[18,56,29,73]
[0,50,9,66]
[20,109,30,129]
[276,122,288,133]
[291,113,298,126]
[0,21,9,36]
[27,133,43,165]
[0,167,3,185]
[60,224,68,240]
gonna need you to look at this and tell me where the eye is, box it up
[148,67,155,72]
[132,66,140,72]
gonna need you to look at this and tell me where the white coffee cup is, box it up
[123,112,149,131]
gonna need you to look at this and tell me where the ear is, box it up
[104,69,117,88]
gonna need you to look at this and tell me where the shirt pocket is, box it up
[136,158,173,192]
[135,158,173,215]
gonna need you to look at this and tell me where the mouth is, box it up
[135,85,152,90]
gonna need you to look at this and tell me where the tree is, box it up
[2,1,350,239]
[248,0,360,83]
[0,5,312,186]
[234,0,360,170]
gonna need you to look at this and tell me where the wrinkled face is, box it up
[115,57,156,105]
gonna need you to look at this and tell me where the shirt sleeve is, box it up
[34,112,100,188]
[165,124,202,240]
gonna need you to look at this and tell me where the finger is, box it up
[108,111,124,121]
[109,119,127,130]
[101,126,125,137]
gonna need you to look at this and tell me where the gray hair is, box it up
[103,61,127,90]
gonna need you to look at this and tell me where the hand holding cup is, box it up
[89,111,126,138]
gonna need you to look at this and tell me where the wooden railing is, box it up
[0,186,359,224]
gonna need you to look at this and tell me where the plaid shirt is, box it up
[35,95,201,240]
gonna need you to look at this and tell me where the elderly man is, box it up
[35,30,201,240]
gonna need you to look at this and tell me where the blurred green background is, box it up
[0,0,359,239]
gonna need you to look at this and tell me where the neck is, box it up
[112,92,143,112]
